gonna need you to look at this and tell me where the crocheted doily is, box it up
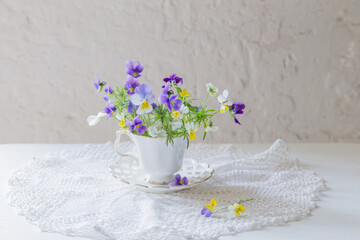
[7,139,325,240]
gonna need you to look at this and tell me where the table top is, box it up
[1,143,359,240]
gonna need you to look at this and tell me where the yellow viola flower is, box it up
[201,198,218,217]
[206,199,217,211]
[189,129,197,140]
[171,111,180,119]
[180,89,190,98]
[119,120,126,127]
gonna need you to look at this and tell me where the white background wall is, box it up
[1,0,359,144]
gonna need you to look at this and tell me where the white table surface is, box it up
[0,143,359,240]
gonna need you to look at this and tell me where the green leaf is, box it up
[202,131,207,141]
[175,87,182,95]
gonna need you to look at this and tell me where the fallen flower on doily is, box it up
[201,198,253,218]
[168,174,188,187]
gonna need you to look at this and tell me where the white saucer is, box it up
[109,157,214,193]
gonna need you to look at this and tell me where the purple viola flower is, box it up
[124,75,140,95]
[163,74,183,85]
[93,77,106,94]
[168,174,188,187]
[231,102,245,125]
[162,82,172,94]
[103,85,113,101]
[127,102,138,114]
[104,101,116,119]
[158,93,182,112]
[125,116,146,135]
[126,60,144,78]
[201,208,213,218]
[130,84,155,115]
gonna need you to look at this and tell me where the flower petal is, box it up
[131,94,144,106]
[145,93,155,104]
[217,95,226,104]
[172,99,182,111]
[133,117,143,125]
[182,177,188,185]
[223,90,229,98]
[168,181,179,187]
[234,116,241,125]
[137,125,147,135]
[239,205,245,213]
[137,101,153,115]
[87,116,100,126]
[174,174,181,182]
[201,207,209,215]
[205,210,213,218]
[166,102,172,111]
[158,94,169,105]
[142,83,152,94]
[148,126,158,137]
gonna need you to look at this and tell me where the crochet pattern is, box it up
[7,139,326,240]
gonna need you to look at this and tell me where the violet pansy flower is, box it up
[126,60,144,78]
[162,82,172,94]
[93,77,106,94]
[201,199,217,218]
[104,101,116,119]
[231,102,245,125]
[103,85,113,101]
[158,93,182,112]
[125,116,146,135]
[163,74,183,86]
[127,102,138,114]
[124,75,140,95]
[130,84,155,115]
[168,174,188,187]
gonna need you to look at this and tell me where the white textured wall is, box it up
[1,0,359,144]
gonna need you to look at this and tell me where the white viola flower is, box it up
[217,90,228,104]
[148,122,166,138]
[205,83,219,97]
[185,122,194,131]
[227,203,245,217]
[217,90,230,113]
[115,111,127,128]
[87,112,107,126]
[205,125,219,132]
[171,104,189,119]
[180,104,189,114]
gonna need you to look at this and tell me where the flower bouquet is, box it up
[88,60,245,184]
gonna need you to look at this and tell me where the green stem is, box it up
[132,103,136,118]
[212,198,254,214]
[201,93,209,107]
[203,96,215,108]
[209,110,220,117]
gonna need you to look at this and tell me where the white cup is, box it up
[115,130,187,184]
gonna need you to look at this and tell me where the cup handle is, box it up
[115,130,139,166]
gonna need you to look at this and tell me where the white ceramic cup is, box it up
[115,130,187,184]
